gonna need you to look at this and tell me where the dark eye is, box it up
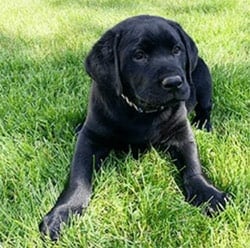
[172,45,182,55]
[133,50,147,61]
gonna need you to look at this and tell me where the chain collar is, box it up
[121,94,166,114]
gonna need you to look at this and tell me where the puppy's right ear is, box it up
[85,30,122,96]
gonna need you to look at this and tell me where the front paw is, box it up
[39,208,70,241]
[184,175,229,216]
[192,116,212,132]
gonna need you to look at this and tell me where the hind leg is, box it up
[191,57,213,132]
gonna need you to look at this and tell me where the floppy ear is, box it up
[85,30,123,96]
[168,21,198,85]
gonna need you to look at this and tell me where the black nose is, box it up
[161,76,183,89]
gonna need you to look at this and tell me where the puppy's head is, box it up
[85,15,198,112]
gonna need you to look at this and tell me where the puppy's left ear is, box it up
[168,21,198,84]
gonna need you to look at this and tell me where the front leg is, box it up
[168,123,228,215]
[39,128,109,241]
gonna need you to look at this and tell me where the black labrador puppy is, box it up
[39,15,228,240]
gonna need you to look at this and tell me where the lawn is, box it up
[0,0,249,247]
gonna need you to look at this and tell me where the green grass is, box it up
[0,0,249,247]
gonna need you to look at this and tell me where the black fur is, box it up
[39,15,228,241]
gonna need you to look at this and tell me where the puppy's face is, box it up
[118,20,190,111]
[85,15,198,112]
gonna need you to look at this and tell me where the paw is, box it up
[184,175,229,216]
[39,209,69,241]
[192,116,212,132]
